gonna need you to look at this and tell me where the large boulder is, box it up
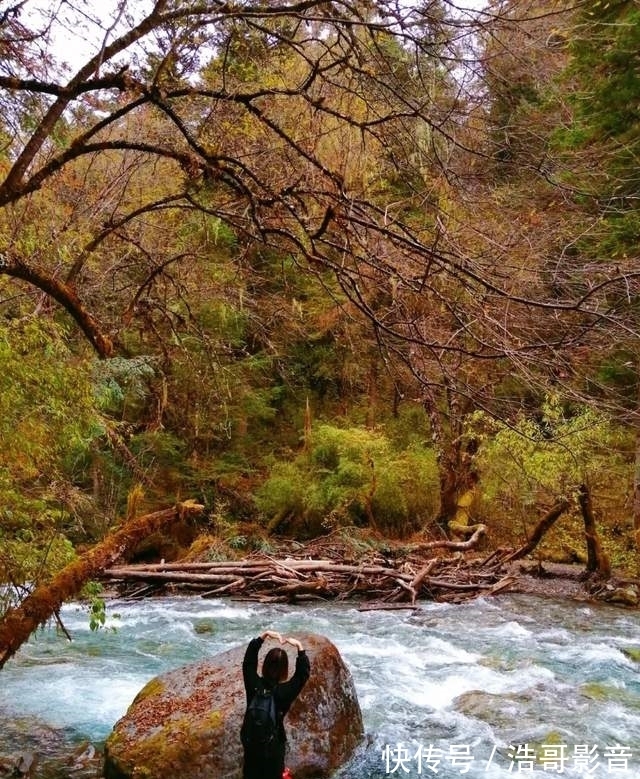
[103,632,363,779]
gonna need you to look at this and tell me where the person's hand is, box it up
[261,630,283,642]
[283,637,303,651]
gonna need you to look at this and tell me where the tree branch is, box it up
[0,67,133,97]
[0,250,113,357]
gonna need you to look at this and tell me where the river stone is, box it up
[103,632,363,779]
[453,690,525,729]
[602,586,639,607]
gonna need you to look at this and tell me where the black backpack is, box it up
[241,682,278,754]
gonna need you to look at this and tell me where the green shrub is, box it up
[472,397,633,558]
[254,423,439,537]
[254,462,306,518]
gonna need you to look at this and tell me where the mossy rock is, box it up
[621,647,640,663]
[580,681,640,710]
[454,690,530,729]
[193,620,215,635]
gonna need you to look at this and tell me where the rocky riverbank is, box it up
[503,560,639,607]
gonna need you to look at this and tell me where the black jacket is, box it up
[242,636,311,745]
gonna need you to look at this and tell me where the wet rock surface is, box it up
[0,717,102,779]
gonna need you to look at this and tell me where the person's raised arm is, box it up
[261,630,282,642]
[243,630,283,700]
[283,637,303,651]
[242,635,264,700]
[277,636,310,711]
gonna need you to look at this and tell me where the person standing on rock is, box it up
[241,630,310,779]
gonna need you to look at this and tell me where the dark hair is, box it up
[262,647,289,685]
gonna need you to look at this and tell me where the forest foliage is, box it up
[1,0,640,610]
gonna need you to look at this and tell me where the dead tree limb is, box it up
[501,499,570,564]
[0,500,204,669]
[409,559,439,604]
[101,570,243,584]
[408,524,487,553]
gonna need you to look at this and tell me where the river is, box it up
[1,593,639,778]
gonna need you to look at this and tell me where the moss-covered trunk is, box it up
[0,500,203,669]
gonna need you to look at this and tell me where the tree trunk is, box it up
[423,384,460,533]
[577,483,611,579]
[422,381,475,535]
[0,500,204,669]
[633,410,640,574]
[434,455,459,532]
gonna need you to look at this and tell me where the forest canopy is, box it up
[1,0,640,613]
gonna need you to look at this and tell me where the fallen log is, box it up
[105,559,334,572]
[102,571,244,585]
[102,560,415,583]
[489,576,518,595]
[420,577,495,591]
[201,578,246,598]
[274,579,333,598]
[0,500,204,669]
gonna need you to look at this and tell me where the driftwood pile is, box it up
[100,548,517,609]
